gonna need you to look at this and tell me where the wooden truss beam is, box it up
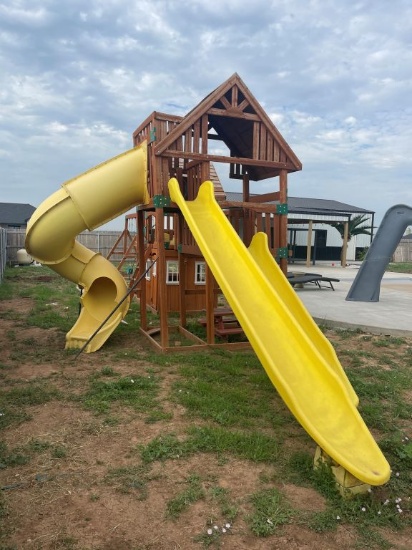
[157,150,294,171]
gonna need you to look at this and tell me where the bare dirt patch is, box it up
[1,297,411,550]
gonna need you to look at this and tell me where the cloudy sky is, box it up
[1,0,412,229]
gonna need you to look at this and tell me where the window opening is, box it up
[166,261,179,285]
[194,261,206,285]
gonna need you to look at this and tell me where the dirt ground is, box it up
[0,296,411,550]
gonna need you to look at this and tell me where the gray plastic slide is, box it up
[346,204,412,302]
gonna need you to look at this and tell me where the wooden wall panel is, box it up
[193,120,200,153]
[184,128,192,153]
[253,122,260,159]
[201,115,208,154]
[157,120,167,141]
[267,134,273,161]
[255,212,263,233]
[260,124,267,160]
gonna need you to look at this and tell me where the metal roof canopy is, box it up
[224,192,374,222]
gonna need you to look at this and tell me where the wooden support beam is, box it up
[242,173,250,202]
[155,208,168,349]
[201,115,208,154]
[253,122,260,159]
[248,191,281,203]
[158,150,294,170]
[306,220,313,267]
[220,95,232,110]
[237,98,250,112]
[342,221,349,267]
[206,264,215,344]
[218,201,280,214]
[279,169,288,274]
[137,209,147,331]
[178,252,186,328]
[232,84,238,107]
[207,107,260,121]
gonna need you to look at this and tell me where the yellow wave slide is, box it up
[26,142,149,352]
[169,178,390,486]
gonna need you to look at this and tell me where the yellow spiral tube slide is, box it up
[25,141,149,352]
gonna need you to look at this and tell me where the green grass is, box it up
[208,485,238,523]
[1,266,80,332]
[0,437,68,469]
[152,349,295,434]
[166,473,205,519]
[0,265,412,549]
[247,487,291,536]
[0,381,61,429]
[387,262,412,273]
[139,427,279,465]
[0,279,13,300]
[81,370,161,416]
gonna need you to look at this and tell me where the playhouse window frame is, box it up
[166,260,179,285]
[194,261,206,285]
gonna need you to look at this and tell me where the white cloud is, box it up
[0,2,51,26]
[0,0,411,228]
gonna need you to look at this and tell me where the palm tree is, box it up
[329,214,373,264]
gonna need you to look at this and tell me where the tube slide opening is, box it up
[82,277,119,320]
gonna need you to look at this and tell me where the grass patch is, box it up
[104,465,150,499]
[387,262,412,273]
[81,371,160,416]
[3,266,80,332]
[0,382,61,429]
[1,382,61,407]
[208,485,238,523]
[0,438,67,469]
[166,473,205,519]
[286,449,411,537]
[157,349,295,434]
[140,427,279,465]
[0,279,14,300]
[1,266,412,549]
[247,487,291,536]
[0,440,30,467]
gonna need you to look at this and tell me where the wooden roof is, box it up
[155,73,302,181]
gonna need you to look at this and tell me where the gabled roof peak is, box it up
[154,73,301,180]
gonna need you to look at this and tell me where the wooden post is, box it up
[137,209,147,331]
[279,169,288,274]
[178,251,186,328]
[176,213,187,328]
[341,220,349,267]
[206,264,215,344]
[306,220,313,267]
[243,173,250,202]
[155,207,168,348]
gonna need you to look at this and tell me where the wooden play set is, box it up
[107,74,302,351]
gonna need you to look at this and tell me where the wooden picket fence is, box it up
[5,229,123,265]
[392,239,412,263]
[0,228,7,282]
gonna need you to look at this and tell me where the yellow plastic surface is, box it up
[248,232,359,407]
[26,142,149,352]
[169,178,390,486]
